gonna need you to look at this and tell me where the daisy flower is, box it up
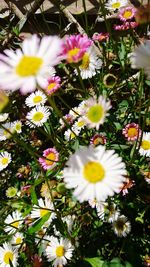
[90,134,107,146]
[0,242,18,267]
[72,118,86,134]
[6,186,17,198]
[105,0,128,12]
[26,106,50,128]
[62,34,93,63]
[4,210,23,234]
[25,90,47,107]
[74,46,102,79]
[89,199,106,220]
[45,236,74,267]
[11,232,24,246]
[92,32,109,42]
[112,215,131,237]
[0,35,62,94]
[45,76,61,95]
[59,114,74,129]
[83,96,111,130]
[119,6,136,21]
[0,113,9,122]
[120,177,135,195]
[105,203,120,223]
[139,132,150,157]
[39,148,59,170]
[122,123,141,141]
[63,145,127,202]
[30,198,55,223]
[12,120,22,133]
[130,41,150,79]
[64,128,79,141]
[0,151,11,171]
[0,122,14,141]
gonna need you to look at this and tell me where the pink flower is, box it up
[90,134,107,146]
[45,76,61,95]
[114,21,138,30]
[62,34,93,63]
[122,123,141,141]
[92,33,109,42]
[39,148,59,170]
[120,178,135,195]
[119,6,136,21]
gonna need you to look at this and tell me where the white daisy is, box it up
[45,236,74,267]
[63,146,126,202]
[0,151,11,171]
[83,96,111,130]
[11,232,24,246]
[89,199,106,220]
[64,128,79,141]
[0,122,14,141]
[112,215,131,237]
[12,120,22,133]
[139,132,150,157]
[72,118,86,135]
[75,46,102,79]
[26,106,50,128]
[0,35,62,94]
[4,210,23,234]
[0,242,18,267]
[25,90,47,107]
[0,113,9,122]
[130,41,150,79]
[105,0,128,12]
[31,198,55,223]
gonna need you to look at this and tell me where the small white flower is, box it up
[31,198,55,223]
[75,46,102,79]
[12,120,22,133]
[26,106,50,128]
[0,151,11,171]
[25,90,47,107]
[63,146,126,202]
[0,113,9,122]
[0,35,62,94]
[4,210,23,234]
[45,236,74,267]
[11,232,24,246]
[130,41,150,79]
[64,128,79,141]
[139,132,150,157]
[72,118,86,135]
[83,96,111,130]
[105,0,129,12]
[112,215,131,237]
[0,242,18,267]
[0,122,14,141]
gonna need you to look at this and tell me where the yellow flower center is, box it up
[45,152,56,165]
[141,140,150,150]
[127,127,138,138]
[33,95,42,104]
[16,237,22,244]
[11,220,19,228]
[4,251,14,264]
[56,245,65,257]
[33,112,44,122]
[112,2,121,8]
[83,161,105,183]
[87,105,104,123]
[15,123,21,131]
[77,120,85,127]
[67,48,80,62]
[80,53,90,69]
[40,208,50,217]
[1,157,8,165]
[3,129,11,138]
[47,83,57,91]
[16,56,43,77]
[123,10,132,19]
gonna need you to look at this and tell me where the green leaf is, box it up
[85,257,104,267]
[31,187,38,205]
[28,213,50,234]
